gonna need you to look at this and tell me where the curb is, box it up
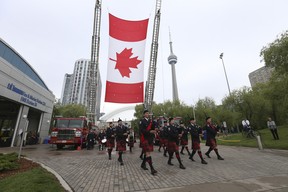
[25,157,73,192]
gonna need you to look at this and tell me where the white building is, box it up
[70,59,90,106]
[0,38,55,147]
[61,59,102,119]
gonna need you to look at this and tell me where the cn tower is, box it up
[167,31,179,101]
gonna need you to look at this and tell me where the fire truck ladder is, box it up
[88,0,102,123]
[144,0,162,112]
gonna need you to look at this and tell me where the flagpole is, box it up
[219,53,231,96]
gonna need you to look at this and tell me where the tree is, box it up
[261,30,288,74]
[53,104,87,118]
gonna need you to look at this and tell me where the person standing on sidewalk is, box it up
[267,117,279,140]
[106,122,116,160]
[167,117,186,169]
[115,119,129,165]
[139,109,157,175]
[204,117,224,160]
[188,118,207,164]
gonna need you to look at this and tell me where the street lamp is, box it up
[219,53,231,96]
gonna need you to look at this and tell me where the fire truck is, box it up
[49,117,89,149]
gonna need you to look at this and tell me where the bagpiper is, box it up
[139,109,157,175]
[204,117,224,160]
[179,121,191,156]
[167,117,185,169]
[115,119,129,165]
[106,122,116,160]
[188,118,207,164]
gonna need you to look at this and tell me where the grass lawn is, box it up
[0,167,67,192]
[216,125,288,150]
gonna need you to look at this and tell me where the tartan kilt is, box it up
[167,141,179,153]
[106,138,115,148]
[206,138,217,149]
[116,140,126,151]
[180,139,188,146]
[192,140,200,150]
[141,140,154,153]
[128,141,134,147]
[163,139,168,147]
[159,138,165,146]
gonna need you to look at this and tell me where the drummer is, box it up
[97,129,106,151]
[115,119,129,165]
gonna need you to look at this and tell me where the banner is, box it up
[105,13,149,103]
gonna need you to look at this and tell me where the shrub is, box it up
[0,153,20,172]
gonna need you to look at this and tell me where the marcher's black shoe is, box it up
[141,164,148,170]
[120,162,124,166]
[151,169,157,175]
[179,164,186,169]
[189,157,195,161]
[168,161,174,166]
[217,156,224,160]
[163,153,167,157]
[109,157,111,160]
[205,153,211,158]
[201,160,208,164]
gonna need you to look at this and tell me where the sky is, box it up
[1,0,288,121]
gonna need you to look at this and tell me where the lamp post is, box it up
[219,53,231,96]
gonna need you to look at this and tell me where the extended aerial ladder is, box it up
[88,0,101,123]
[144,0,162,112]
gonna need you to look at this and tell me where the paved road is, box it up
[1,143,288,192]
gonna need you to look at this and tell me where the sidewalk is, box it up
[1,144,288,192]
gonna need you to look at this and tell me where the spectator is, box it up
[267,117,279,140]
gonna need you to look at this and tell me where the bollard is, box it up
[256,135,263,150]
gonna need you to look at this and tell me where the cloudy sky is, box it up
[1,0,288,120]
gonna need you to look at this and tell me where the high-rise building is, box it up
[60,73,73,105]
[249,66,274,87]
[61,58,102,118]
[70,59,90,106]
[167,32,179,101]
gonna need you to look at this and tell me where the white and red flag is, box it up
[105,13,149,103]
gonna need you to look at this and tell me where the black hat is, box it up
[118,119,122,122]
[190,118,195,121]
[163,120,167,123]
[206,117,211,121]
[143,109,149,114]
[169,117,174,122]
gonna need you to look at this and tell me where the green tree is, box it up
[53,104,87,118]
[261,30,288,74]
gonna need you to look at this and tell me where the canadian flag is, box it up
[105,13,149,103]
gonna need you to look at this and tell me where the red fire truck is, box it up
[49,117,89,149]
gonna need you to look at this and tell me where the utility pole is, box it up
[219,53,231,96]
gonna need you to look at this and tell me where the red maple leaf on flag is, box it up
[109,48,142,78]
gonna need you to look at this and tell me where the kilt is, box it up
[206,138,217,149]
[163,139,168,147]
[180,139,188,146]
[106,138,115,148]
[116,140,126,151]
[141,140,154,153]
[159,138,165,146]
[191,140,200,150]
[128,141,134,147]
[167,141,179,153]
